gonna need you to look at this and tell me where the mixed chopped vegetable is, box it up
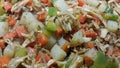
[0,0,120,68]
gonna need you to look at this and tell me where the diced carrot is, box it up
[87,42,94,48]
[44,54,51,62]
[114,51,120,57]
[3,3,12,12]
[0,56,10,68]
[26,0,33,6]
[41,0,48,3]
[79,15,86,24]
[55,26,63,37]
[61,42,69,52]
[0,39,5,49]
[84,56,94,67]
[37,12,46,22]
[35,53,51,62]
[35,53,41,62]
[15,26,28,39]
[107,50,113,56]
[35,33,48,47]
[41,0,51,7]
[92,16,101,25]
[85,31,97,38]
[7,16,16,27]
[46,1,52,7]
[77,0,85,7]
[3,31,17,40]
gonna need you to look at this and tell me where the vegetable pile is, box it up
[0,0,120,68]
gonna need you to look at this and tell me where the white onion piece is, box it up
[20,12,44,32]
[84,0,99,7]
[0,22,9,37]
[100,29,108,38]
[85,48,97,60]
[98,1,107,12]
[83,37,92,42]
[58,37,67,46]
[106,20,118,32]
[51,44,66,61]
[3,45,15,58]
[54,0,70,11]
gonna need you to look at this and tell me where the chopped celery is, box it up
[15,47,27,57]
[0,7,5,15]
[48,7,57,16]
[102,13,118,21]
[46,21,57,32]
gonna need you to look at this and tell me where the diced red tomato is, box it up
[85,31,97,38]
[79,15,87,24]
[77,0,85,7]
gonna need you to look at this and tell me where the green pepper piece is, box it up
[48,7,57,16]
[106,60,119,68]
[46,21,57,32]
[15,47,27,57]
[90,52,108,68]
[65,59,73,68]
[42,28,51,38]
[102,13,118,21]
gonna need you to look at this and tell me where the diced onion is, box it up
[54,0,70,11]
[98,1,107,12]
[20,12,44,32]
[106,20,118,32]
[84,0,99,7]
[0,22,9,37]
[100,28,108,38]
[51,44,67,60]
[4,45,15,58]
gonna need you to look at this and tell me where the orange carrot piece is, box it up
[15,26,27,39]
[35,53,51,62]
[3,3,12,12]
[26,0,33,6]
[3,31,17,40]
[0,56,10,68]
[36,33,48,47]
[55,26,63,37]
[87,42,94,48]
[61,42,69,52]
[7,16,16,27]
[85,31,97,38]
[44,54,51,62]
[107,50,113,56]
[41,0,51,7]
[0,39,5,49]
[41,0,48,3]
[92,16,101,25]
[79,15,86,24]
[77,0,85,7]
[37,12,46,22]
[35,53,41,62]
[84,56,94,67]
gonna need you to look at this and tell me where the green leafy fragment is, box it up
[48,7,57,16]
